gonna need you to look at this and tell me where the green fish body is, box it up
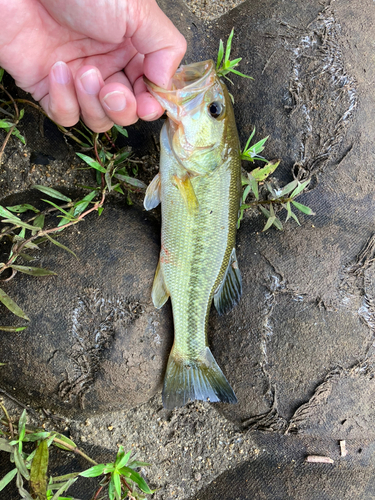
[144,60,242,409]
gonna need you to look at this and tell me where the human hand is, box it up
[0,0,186,132]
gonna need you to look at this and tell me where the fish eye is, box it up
[208,101,224,119]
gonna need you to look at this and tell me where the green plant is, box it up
[238,130,315,230]
[216,28,253,82]
[0,406,154,500]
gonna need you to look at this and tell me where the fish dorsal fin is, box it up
[144,173,161,211]
[152,259,170,309]
[214,248,242,315]
[173,175,199,213]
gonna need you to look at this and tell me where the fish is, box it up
[143,59,242,410]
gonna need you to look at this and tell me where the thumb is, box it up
[130,0,187,88]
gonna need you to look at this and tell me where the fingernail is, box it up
[103,91,126,111]
[80,69,101,95]
[142,111,159,121]
[52,61,70,85]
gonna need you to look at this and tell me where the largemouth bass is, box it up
[144,59,242,409]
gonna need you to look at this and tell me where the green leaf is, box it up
[10,265,57,277]
[0,468,17,492]
[79,464,107,478]
[279,180,298,197]
[291,200,315,215]
[32,186,72,203]
[108,475,115,500]
[112,124,128,137]
[251,159,279,181]
[0,287,30,321]
[114,174,147,189]
[247,173,259,200]
[14,448,30,480]
[57,207,75,228]
[0,437,14,452]
[98,206,104,216]
[76,153,106,173]
[0,120,13,129]
[11,127,26,145]
[225,28,234,64]
[0,68,4,83]
[119,467,154,494]
[45,235,77,259]
[16,471,33,500]
[52,434,77,451]
[33,214,45,231]
[0,326,26,332]
[115,447,131,469]
[30,440,49,499]
[113,150,131,166]
[290,179,310,198]
[19,109,25,120]
[216,39,224,71]
[41,200,75,219]
[23,432,51,443]
[6,204,39,214]
[1,218,40,231]
[73,191,97,216]
[0,206,18,219]
[112,471,121,499]
[18,410,27,444]
[50,478,77,500]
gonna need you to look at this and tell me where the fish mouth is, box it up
[144,60,216,117]
[144,60,215,95]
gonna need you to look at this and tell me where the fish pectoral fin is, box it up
[214,247,242,315]
[162,347,237,410]
[151,259,170,309]
[144,173,161,211]
[173,175,199,213]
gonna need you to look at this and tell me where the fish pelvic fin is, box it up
[162,347,237,409]
[152,259,170,309]
[214,247,242,315]
[173,174,199,213]
[144,172,161,211]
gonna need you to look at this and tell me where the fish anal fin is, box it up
[144,173,161,211]
[151,259,169,309]
[173,175,199,213]
[214,247,242,315]
[162,347,237,410]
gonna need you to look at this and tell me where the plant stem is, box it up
[52,437,98,466]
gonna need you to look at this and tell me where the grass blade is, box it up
[45,235,77,259]
[32,185,71,202]
[10,265,57,277]
[0,287,30,321]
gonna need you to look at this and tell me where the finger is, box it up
[133,77,164,120]
[75,65,114,132]
[125,53,164,120]
[130,0,187,89]
[99,81,138,127]
[40,61,80,127]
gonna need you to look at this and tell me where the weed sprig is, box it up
[0,407,153,499]
[238,130,315,230]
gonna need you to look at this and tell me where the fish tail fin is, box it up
[162,347,237,410]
